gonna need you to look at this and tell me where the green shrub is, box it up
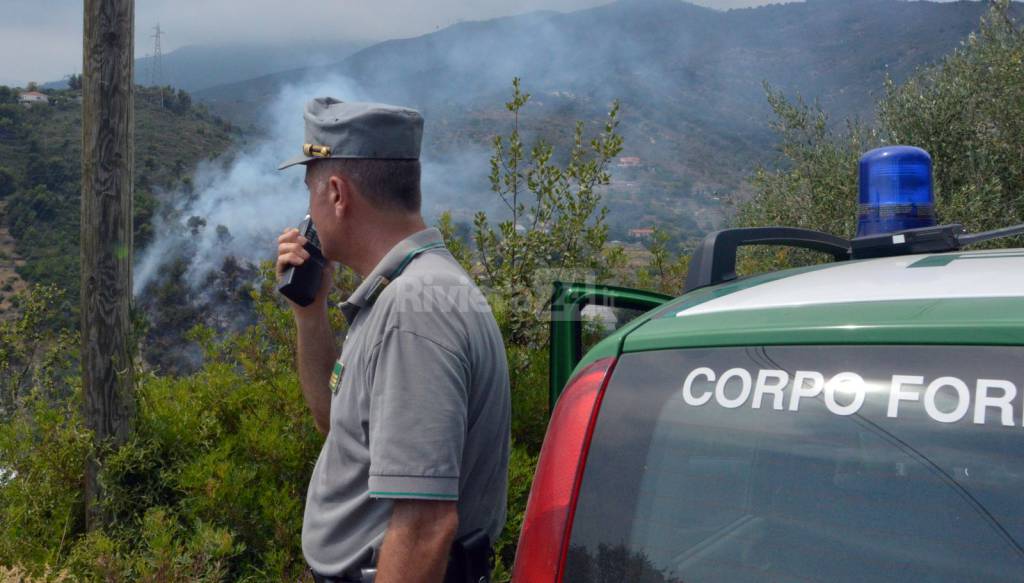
[0,277,325,581]
[0,391,90,572]
[491,443,539,583]
[739,1,1024,269]
[473,78,625,346]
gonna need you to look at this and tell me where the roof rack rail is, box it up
[851,222,1024,259]
[960,222,1024,247]
[684,222,1024,294]
[685,227,851,293]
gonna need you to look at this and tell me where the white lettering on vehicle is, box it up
[683,367,716,406]
[788,371,824,412]
[888,375,923,418]
[680,367,1020,426]
[923,376,971,424]
[716,368,752,408]
[824,372,866,416]
[753,370,789,411]
[975,379,1017,426]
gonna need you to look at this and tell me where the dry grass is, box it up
[0,565,72,582]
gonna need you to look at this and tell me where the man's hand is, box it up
[276,227,336,318]
[277,226,338,434]
[376,500,459,583]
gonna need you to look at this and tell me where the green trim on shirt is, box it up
[390,242,446,278]
[368,491,458,500]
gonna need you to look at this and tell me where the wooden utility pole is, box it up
[82,0,135,530]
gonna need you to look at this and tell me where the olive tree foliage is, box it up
[739,0,1024,269]
[734,87,879,273]
[634,227,691,297]
[737,87,878,240]
[472,78,625,346]
[880,0,1024,236]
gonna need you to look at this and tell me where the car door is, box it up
[549,281,672,407]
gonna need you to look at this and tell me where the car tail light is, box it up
[512,356,617,583]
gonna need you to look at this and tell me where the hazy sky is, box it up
[0,0,810,86]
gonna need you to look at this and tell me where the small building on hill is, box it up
[18,91,49,106]
[629,227,655,240]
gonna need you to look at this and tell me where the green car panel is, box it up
[625,296,1024,353]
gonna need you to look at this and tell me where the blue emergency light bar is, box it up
[684,145,1024,291]
[857,146,936,237]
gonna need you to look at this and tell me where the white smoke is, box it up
[132,69,502,300]
[133,74,370,296]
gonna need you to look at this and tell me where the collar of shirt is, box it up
[339,227,446,324]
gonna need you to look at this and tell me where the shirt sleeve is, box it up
[367,327,468,500]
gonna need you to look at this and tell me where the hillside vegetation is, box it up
[0,84,238,321]
[198,0,1024,238]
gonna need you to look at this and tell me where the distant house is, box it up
[629,227,655,240]
[18,91,49,106]
[617,156,642,168]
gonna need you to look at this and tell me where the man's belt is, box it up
[311,530,493,583]
[311,572,360,583]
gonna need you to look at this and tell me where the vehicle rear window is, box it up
[565,346,1024,583]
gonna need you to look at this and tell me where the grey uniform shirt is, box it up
[302,228,511,577]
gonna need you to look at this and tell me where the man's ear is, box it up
[327,174,351,219]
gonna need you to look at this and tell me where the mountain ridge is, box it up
[195,0,1024,234]
[44,39,371,92]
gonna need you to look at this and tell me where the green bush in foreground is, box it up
[0,268,546,581]
[1,272,321,580]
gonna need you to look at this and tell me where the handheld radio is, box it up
[278,214,326,307]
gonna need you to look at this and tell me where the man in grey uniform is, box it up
[275,97,510,583]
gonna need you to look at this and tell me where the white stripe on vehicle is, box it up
[677,249,1024,317]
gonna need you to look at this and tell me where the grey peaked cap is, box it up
[277,98,424,170]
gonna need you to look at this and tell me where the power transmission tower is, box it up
[150,23,165,106]
[83,0,135,530]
